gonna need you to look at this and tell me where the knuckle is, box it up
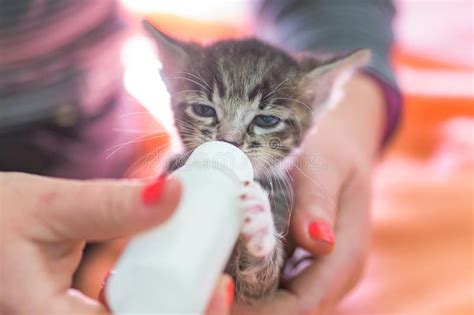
[87,180,128,227]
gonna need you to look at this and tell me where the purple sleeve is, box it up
[362,70,403,147]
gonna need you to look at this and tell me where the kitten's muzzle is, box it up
[217,137,243,148]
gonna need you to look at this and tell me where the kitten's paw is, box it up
[239,181,276,257]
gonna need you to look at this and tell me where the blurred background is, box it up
[1,0,473,314]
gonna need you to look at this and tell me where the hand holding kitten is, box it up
[232,74,385,315]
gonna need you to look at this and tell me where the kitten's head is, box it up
[144,21,369,177]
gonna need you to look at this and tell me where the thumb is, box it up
[290,163,342,255]
[35,174,181,241]
[205,275,233,315]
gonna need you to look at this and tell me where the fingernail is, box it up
[226,278,234,306]
[141,175,167,205]
[308,221,335,244]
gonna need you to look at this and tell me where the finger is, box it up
[29,174,181,241]
[290,146,345,255]
[287,174,371,315]
[205,275,233,315]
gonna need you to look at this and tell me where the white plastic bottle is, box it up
[106,141,254,315]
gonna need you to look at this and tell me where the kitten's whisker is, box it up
[292,163,336,207]
[174,120,205,134]
[105,133,169,160]
[174,71,211,91]
[275,169,294,235]
[106,132,168,152]
[174,126,199,136]
[169,76,211,93]
[112,127,161,134]
[125,95,144,106]
[173,122,195,130]
[174,118,200,126]
[173,89,203,95]
[272,97,314,115]
[125,144,170,178]
[262,78,289,101]
[254,151,294,237]
[118,111,154,119]
[274,177,291,235]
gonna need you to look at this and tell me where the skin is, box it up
[232,74,385,315]
[0,172,232,315]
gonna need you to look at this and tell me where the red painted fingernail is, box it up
[226,279,234,306]
[308,221,335,244]
[141,175,167,205]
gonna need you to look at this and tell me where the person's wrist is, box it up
[352,73,386,157]
[322,73,386,165]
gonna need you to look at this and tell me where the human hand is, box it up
[0,172,181,314]
[205,275,235,315]
[232,75,385,314]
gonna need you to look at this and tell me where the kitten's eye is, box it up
[253,115,281,128]
[192,104,216,118]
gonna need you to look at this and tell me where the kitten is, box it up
[143,21,369,304]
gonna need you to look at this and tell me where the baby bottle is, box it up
[106,141,253,314]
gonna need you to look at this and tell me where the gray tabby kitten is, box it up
[143,21,369,304]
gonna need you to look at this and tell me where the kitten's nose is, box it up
[217,137,243,148]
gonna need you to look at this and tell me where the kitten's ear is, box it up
[299,49,371,107]
[143,20,192,75]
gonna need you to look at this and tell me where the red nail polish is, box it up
[308,221,335,244]
[141,175,167,205]
[226,279,234,306]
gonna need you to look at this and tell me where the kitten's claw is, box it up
[239,181,276,257]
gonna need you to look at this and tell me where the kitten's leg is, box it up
[240,181,277,257]
[228,181,285,303]
[166,152,191,173]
